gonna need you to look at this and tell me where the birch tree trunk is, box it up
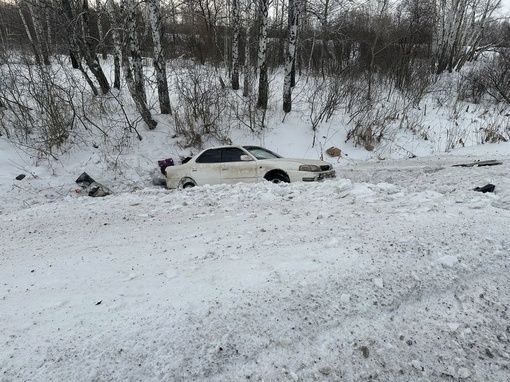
[107,3,136,97]
[113,54,121,90]
[365,0,390,102]
[28,0,50,65]
[45,1,53,54]
[60,0,99,95]
[106,0,122,90]
[18,4,42,65]
[61,0,110,94]
[320,0,330,79]
[243,8,252,97]
[95,0,108,60]
[107,0,145,123]
[81,0,110,94]
[120,0,158,129]
[434,0,501,74]
[256,0,269,109]
[123,0,146,103]
[231,0,240,90]
[283,0,300,113]
[146,0,172,115]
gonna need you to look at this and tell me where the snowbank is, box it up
[1,148,510,381]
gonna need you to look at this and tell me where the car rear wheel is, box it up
[264,171,290,184]
[179,177,197,189]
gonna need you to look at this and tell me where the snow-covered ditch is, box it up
[1,147,510,381]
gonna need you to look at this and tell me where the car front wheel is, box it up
[264,171,290,184]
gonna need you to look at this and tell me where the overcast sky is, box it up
[500,0,510,13]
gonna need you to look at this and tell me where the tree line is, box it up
[0,0,509,153]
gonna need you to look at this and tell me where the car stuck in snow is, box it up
[164,145,335,189]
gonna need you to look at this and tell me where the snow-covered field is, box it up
[1,132,509,381]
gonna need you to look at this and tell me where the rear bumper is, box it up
[165,176,181,189]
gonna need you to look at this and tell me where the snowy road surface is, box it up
[1,153,510,381]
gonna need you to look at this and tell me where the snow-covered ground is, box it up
[1,129,510,381]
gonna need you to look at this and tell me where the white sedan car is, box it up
[164,145,335,189]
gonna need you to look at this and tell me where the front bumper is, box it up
[301,170,336,182]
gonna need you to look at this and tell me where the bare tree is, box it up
[173,64,231,148]
[283,0,302,113]
[307,0,334,78]
[146,0,172,115]
[0,63,5,108]
[256,0,269,109]
[18,1,43,65]
[365,0,392,102]
[123,0,147,104]
[434,0,502,74]
[58,0,98,94]
[81,0,110,93]
[231,0,240,90]
[108,0,157,129]
[27,0,50,65]
[106,0,123,91]
[479,51,510,103]
[45,0,54,54]
[95,0,108,60]
[0,54,77,156]
[243,1,253,97]
[188,0,225,64]
[307,76,343,147]
[61,0,110,95]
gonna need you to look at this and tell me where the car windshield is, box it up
[243,146,282,160]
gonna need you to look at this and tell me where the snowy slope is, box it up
[1,142,510,381]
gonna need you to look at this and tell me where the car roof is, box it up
[198,145,270,153]
[203,145,253,149]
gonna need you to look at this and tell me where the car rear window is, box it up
[196,149,222,163]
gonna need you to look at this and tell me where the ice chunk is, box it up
[458,367,471,379]
[437,255,458,268]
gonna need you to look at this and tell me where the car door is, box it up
[220,147,259,184]
[189,148,223,185]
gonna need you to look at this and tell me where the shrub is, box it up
[173,64,231,148]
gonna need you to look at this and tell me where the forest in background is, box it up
[0,0,509,161]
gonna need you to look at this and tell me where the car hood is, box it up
[265,158,331,166]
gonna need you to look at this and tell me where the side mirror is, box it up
[240,155,253,161]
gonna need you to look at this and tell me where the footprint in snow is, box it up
[123,273,137,281]
[165,269,179,279]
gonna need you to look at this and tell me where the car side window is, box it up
[195,149,222,163]
[221,148,246,162]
